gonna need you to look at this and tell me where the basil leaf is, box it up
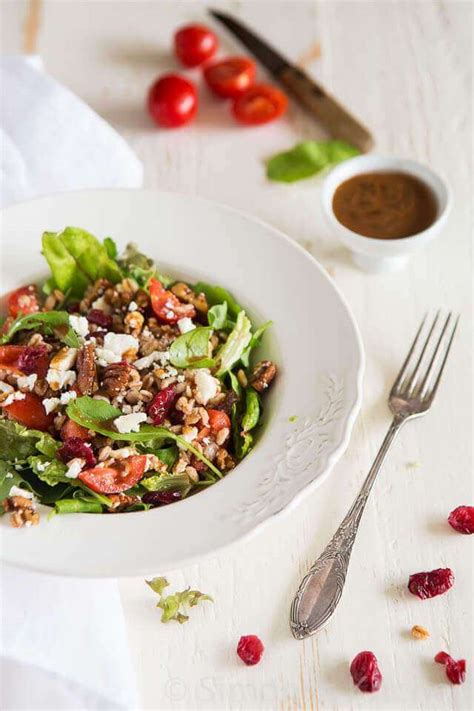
[28,456,69,487]
[241,389,260,433]
[169,327,214,369]
[216,311,252,376]
[71,395,122,422]
[0,311,80,347]
[194,283,242,318]
[267,140,359,183]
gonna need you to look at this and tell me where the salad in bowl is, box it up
[0,227,276,527]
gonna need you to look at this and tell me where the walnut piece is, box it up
[250,360,277,393]
[102,362,134,397]
[2,495,40,528]
[411,625,430,640]
[107,493,140,512]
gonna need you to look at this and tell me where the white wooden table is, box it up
[2,1,472,709]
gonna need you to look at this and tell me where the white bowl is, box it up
[1,189,364,577]
[321,155,451,272]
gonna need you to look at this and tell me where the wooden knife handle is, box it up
[279,66,374,153]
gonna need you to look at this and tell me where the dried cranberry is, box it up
[408,568,454,599]
[191,455,208,473]
[147,385,177,425]
[17,345,49,377]
[448,506,474,534]
[435,651,466,685]
[87,309,113,329]
[237,635,264,666]
[350,651,382,692]
[142,490,182,507]
[58,437,97,468]
[215,390,239,414]
[67,302,80,314]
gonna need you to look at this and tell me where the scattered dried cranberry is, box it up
[17,345,49,377]
[237,635,264,666]
[147,385,177,425]
[58,437,97,468]
[142,490,182,507]
[448,506,474,534]
[408,568,454,599]
[87,309,113,329]
[435,651,466,684]
[350,651,382,692]
[67,302,80,314]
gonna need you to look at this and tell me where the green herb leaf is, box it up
[207,302,232,330]
[241,389,260,433]
[194,283,242,318]
[0,420,60,462]
[42,227,122,297]
[146,577,213,624]
[241,320,272,368]
[117,243,172,289]
[216,311,252,376]
[71,395,122,422]
[266,140,360,183]
[0,311,80,347]
[103,236,118,259]
[146,577,170,595]
[169,327,214,369]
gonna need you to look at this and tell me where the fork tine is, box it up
[390,314,428,395]
[421,314,459,401]
[405,311,440,394]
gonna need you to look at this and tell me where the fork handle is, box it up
[290,418,403,640]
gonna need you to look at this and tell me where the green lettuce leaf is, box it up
[54,498,103,514]
[194,282,242,318]
[42,227,122,297]
[141,474,192,495]
[0,420,47,462]
[146,577,213,624]
[103,237,118,259]
[241,389,260,433]
[146,577,170,595]
[0,311,80,347]
[169,327,214,369]
[241,320,272,368]
[267,140,359,183]
[215,311,252,376]
[28,456,69,487]
[0,461,27,511]
[117,243,172,288]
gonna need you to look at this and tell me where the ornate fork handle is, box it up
[290,418,403,640]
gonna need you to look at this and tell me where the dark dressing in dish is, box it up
[332,171,438,239]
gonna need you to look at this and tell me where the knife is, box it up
[209,9,374,152]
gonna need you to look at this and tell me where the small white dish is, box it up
[321,155,451,272]
[1,189,364,577]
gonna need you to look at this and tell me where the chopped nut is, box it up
[171,282,194,302]
[411,625,430,640]
[102,362,135,397]
[216,448,235,471]
[2,495,39,528]
[250,360,277,393]
[76,343,98,395]
[107,493,140,512]
[237,369,248,388]
[215,427,230,446]
[124,310,144,337]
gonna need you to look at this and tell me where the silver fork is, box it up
[290,312,459,640]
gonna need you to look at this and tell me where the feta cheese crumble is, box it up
[16,374,37,391]
[69,314,89,338]
[65,458,85,479]
[43,397,61,414]
[95,333,139,367]
[177,317,195,334]
[114,412,147,434]
[3,391,26,406]
[9,485,34,499]
[133,351,170,370]
[194,371,218,405]
[46,368,76,391]
[128,301,138,312]
[60,391,77,405]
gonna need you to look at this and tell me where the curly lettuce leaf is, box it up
[28,456,69,487]
[215,311,252,376]
[0,420,50,462]
[0,311,80,347]
[169,327,214,369]
[42,227,122,297]
[146,577,213,624]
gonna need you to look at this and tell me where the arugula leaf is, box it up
[71,395,122,422]
[0,311,80,347]
[117,243,172,288]
[241,321,272,368]
[66,401,223,478]
[194,283,242,318]
[266,140,360,183]
[151,446,178,470]
[215,311,252,376]
[241,389,260,433]
[103,237,118,259]
[169,327,214,369]
[146,577,213,624]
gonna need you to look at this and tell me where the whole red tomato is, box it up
[174,24,218,67]
[148,74,198,128]
[204,57,256,99]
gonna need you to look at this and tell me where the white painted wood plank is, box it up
[3,0,472,708]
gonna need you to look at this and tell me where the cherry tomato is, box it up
[79,455,147,494]
[149,278,196,323]
[147,74,198,128]
[0,345,25,374]
[174,24,218,67]
[208,409,231,432]
[2,392,54,431]
[232,84,288,125]
[204,57,256,99]
[7,285,40,318]
[60,418,92,442]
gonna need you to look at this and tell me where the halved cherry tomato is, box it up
[232,84,288,125]
[204,57,256,99]
[2,391,54,431]
[174,24,218,67]
[149,278,195,323]
[208,409,231,432]
[147,74,198,128]
[0,345,25,374]
[60,418,92,442]
[7,285,40,317]
[79,455,147,494]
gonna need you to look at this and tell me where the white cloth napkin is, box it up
[0,55,141,710]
